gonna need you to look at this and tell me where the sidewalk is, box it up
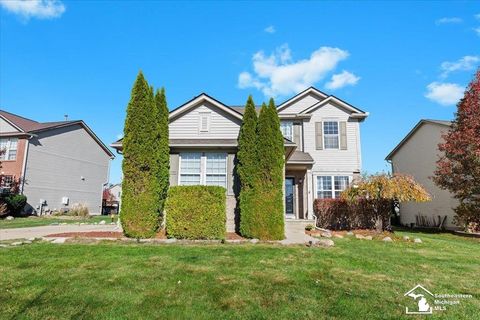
[0,224,119,241]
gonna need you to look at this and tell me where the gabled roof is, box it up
[276,87,329,112]
[300,95,368,117]
[0,109,115,158]
[385,119,452,160]
[169,93,243,121]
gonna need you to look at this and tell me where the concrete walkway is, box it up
[281,219,318,245]
[0,224,120,241]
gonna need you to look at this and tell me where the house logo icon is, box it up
[404,284,434,315]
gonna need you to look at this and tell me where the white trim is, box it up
[169,94,243,121]
[300,96,368,116]
[20,137,30,194]
[277,87,328,112]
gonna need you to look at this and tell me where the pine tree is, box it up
[155,88,170,224]
[238,96,258,237]
[121,71,160,238]
[434,69,480,231]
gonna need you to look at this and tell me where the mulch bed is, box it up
[306,229,396,239]
[45,230,246,240]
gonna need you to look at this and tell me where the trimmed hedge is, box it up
[165,186,226,240]
[314,198,392,230]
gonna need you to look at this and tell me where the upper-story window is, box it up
[323,121,339,149]
[0,138,18,160]
[280,121,293,141]
[179,152,227,188]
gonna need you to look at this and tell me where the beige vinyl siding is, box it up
[303,102,361,173]
[390,123,458,229]
[169,102,241,139]
[278,93,324,114]
[0,118,19,133]
[23,125,111,215]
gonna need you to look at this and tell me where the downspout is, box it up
[20,135,32,195]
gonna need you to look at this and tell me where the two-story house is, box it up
[111,87,368,233]
[0,110,114,215]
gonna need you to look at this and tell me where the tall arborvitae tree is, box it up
[248,99,285,240]
[434,69,480,232]
[238,96,259,237]
[155,88,170,225]
[121,71,160,238]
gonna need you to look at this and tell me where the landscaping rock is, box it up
[51,238,66,244]
[27,237,36,241]
[414,238,422,243]
[250,238,259,244]
[6,216,14,220]
[382,237,393,242]
[0,244,8,248]
[23,240,32,244]
[11,241,23,246]
[99,220,106,225]
[346,231,354,236]
[165,238,177,244]
[355,234,365,239]
[334,234,344,239]
[403,236,410,241]
[316,239,335,247]
[321,232,332,238]
[364,236,373,240]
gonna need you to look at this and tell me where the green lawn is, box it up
[0,215,115,229]
[0,232,478,319]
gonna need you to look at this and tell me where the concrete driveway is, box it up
[0,224,120,241]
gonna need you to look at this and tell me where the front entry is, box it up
[285,177,295,218]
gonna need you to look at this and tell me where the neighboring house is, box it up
[0,110,114,215]
[111,87,368,233]
[386,119,458,230]
[108,183,122,202]
[102,183,121,215]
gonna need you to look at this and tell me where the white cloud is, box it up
[475,13,480,20]
[238,44,351,97]
[264,25,275,34]
[425,82,464,106]
[474,27,480,37]
[325,70,360,90]
[440,55,480,78]
[0,0,65,20]
[435,17,463,25]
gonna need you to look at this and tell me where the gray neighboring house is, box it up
[112,87,368,234]
[386,119,459,230]
[0,110,115,215]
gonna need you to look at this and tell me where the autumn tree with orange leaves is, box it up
[434,69,480,232]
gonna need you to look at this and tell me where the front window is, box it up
[0,138,18,160]
[317,175,350,199]
[179,153,201,185]
[280,121,293,141]
[179,152,227,188]
[323,121,339,149]
[0,175,14,188]
[206,153,227,188]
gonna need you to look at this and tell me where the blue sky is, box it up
[1,1,479,183]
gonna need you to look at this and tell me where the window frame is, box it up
[323,121,340,150]
[178,152,227,188]
[0,137,18,161]
[280,121,294,141]
[315,175,351,199]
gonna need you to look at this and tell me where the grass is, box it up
[0,231,478,319]
[0,215,115,229]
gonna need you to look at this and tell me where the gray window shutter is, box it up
[169,154,179,186]
[293,123,301,145]
[340,121,347,150]
[315,122,323,150]
[227,153,234,195]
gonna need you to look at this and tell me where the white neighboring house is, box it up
[111,87,368,234]
[0,110,114,215]
[386,119,459,230]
